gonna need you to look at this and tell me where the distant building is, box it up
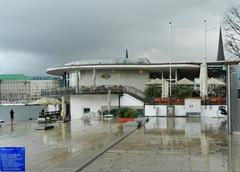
[0,74,61,104]
[0,74,31,104]
[30,76,61,100]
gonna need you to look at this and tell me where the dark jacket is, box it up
[10,110,14,119]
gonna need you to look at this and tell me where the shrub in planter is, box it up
[172,85,193,98]
[117,108,139,118]
[110,109,118,117]
[102,109,119,117]
[137,109,144,117]
[102,110,109,116]
[144,84,161,97]
[117,108,125,118]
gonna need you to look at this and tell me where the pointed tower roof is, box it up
[217,26,225,61]
[125,49,128,59]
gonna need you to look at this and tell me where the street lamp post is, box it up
[204,20,207,61]
[168,21,190,98]
[204,20,216,61]
[202,19,208,104]
[168,22,172,97]
[203,20,216,98]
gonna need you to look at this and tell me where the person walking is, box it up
[10,109,14,123]
[10,109,14,131]
[41,108,45,117]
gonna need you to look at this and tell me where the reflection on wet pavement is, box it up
[0,117,239,172]
[0,119,126,172]
[83,117,240,172]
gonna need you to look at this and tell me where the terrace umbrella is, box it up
[199,58,208,97]
[207,78,226,96]
[28,97,61,106]
[153,78,162,85]
[145,79,154,85]
[145,78,162,85]
[28,97,61,123]
[175,78,194,85]
[161,78,169,98]
[161,78,165,98]
[165,80,169,98]
[207,78,225,86]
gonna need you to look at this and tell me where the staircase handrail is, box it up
[41,85,146,101]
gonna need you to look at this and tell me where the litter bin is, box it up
[167,105,174,116]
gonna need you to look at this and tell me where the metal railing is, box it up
[41,85,146,102]
[123,86,146,102]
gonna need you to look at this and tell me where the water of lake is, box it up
[0,105,44,122]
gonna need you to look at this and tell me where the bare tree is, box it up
[224,4,240,58]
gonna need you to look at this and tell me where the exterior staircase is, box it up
[41,85,146,102]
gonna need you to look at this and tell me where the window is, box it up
[83,108,90,114]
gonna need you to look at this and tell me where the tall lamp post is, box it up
[204,20,207,61]
[168,21,190,97]
[168,22,172,97]
[202,20,216,99]
[204,20,216,61]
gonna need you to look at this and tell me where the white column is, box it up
[61,96,66,120]
[175,69,178,82]
[92,68,96,90]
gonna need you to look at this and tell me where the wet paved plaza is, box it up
[0,119,126,172]
[0,117,240,172]
[83,117,240,172]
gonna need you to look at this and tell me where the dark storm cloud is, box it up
[0,0,238,74]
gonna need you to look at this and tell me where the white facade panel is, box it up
[184,98,201,114]
[174,105,186,116]
[144,105,167,117]
[145,105,226,118]
[68,69,149,91]
[201,105,227,118]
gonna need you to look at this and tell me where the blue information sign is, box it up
[0,147,25,172]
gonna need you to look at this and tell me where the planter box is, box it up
[118,118,136,123]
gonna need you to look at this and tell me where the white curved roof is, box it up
[46,56,240,76]
[47,63,200,76]
[64,57,151,66]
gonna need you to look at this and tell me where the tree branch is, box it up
[224,4,240,58]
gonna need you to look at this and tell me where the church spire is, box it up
[125,49,128,59]
[217,26,225,61]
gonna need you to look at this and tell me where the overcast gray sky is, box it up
[0,0,239,75]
